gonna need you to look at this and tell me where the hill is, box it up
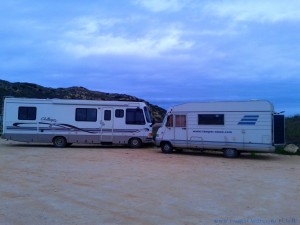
[0,79,166,122]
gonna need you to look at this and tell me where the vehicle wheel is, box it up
[53,136,67,148]
[129,138,142,148]
[223,148,238,158]
[161,142,173,154]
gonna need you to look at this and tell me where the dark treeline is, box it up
[285,115,300,144]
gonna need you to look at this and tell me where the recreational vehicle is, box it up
[155,100,285,157]
[2,98,153,148]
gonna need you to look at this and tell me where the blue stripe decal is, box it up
[238,115,259,125]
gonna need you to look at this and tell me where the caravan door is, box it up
[100,108,114,143]
[174,114,188,148]
[273,114,285,145]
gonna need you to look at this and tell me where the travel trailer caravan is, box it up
[155,100,285,157]
[2,98,153,148]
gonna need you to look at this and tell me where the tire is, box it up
[129,138,142,148]
[223,148,238,158]
[161,142,173,154]
[53,136,67,148]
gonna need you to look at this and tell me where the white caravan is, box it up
[2,98,153,148]
[155,100,285,157]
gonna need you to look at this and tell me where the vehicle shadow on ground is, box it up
[0,141,156,150]
[1,141,278,160]
[162,149,278,160]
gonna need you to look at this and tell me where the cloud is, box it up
[134,0,189,12]
[60,17,193,58]
[206,0,300,23]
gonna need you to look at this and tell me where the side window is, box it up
[75,108,97,122]
[144,106,151,123]
[115,109,124,118]
[18,107,37,120]
[166,115,173,127]
[198,114,224,125]
[126,108,145,125]
[104,110,111,121]
[175,115,186,127]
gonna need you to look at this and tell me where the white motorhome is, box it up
[155,100,285,157]
[2,98,153,148]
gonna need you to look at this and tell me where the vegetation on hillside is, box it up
[0,79,166,123]
[285,115,300,144]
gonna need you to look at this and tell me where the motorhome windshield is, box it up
[144,106,151,123]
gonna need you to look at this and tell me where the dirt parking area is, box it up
[0,139,300,225]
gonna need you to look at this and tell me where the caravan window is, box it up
[126,108,145,125]
[104,110,111,121]
[198,114,224,125]
[76,108,97,122]
[175,115,186,127]
[18,107,37,120]
[115,109,124,118]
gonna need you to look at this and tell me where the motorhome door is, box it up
[174,114,187,147]
[100,107,114,143]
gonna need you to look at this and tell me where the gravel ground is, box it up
[0,139,299,225]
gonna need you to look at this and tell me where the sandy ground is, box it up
[0,139,300,225]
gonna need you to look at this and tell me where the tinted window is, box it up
[166,115,173,127]
[104,110,111,121]
[126,108,145,125]
[76,108,97,122]
[198,114,224,125]
[144,107,151,123]
[115,109,124,118]
[18,107,37,120]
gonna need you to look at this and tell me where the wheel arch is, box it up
[128,137,142,148]
[223,148,239,158]
[52,136,68,148]
[160,140,172,147]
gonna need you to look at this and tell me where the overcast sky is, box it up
[1,0,300,115]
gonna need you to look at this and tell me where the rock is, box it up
[284,144,299,153]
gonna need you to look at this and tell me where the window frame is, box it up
[126,108,146,125]
[18,106,37,120]
[115,109,124,118]
[198,114,225,125]
[166,115,174,127]
[175,115,186,127]
[104,110,112,121]
[75,108,97,122]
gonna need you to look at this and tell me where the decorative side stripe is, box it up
[7,122,144,134]
[238,115,259,125]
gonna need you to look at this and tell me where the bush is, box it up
[275,145,300,156]
[285,115,300,143]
